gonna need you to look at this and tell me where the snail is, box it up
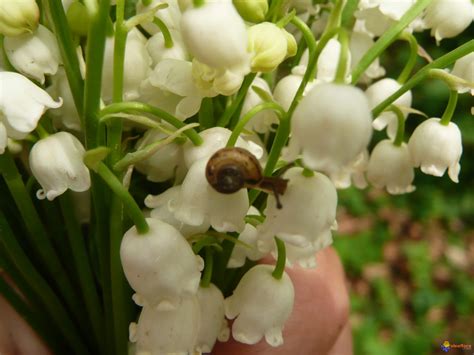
[205,147,288,209]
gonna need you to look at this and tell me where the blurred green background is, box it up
[334,25,474,354]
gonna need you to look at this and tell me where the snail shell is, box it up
[206,147,262,194]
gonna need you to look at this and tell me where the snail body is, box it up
[206,147,288,208]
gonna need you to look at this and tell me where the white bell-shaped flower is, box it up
[0,72,62,147]
[367,140,415,194]
[451,53,474,95]
[227,207,267,268]
[328,150,369,189]
[356,0,416,37]
[257,168,338,250]
[180,1,250,73]
[424,0,473,43]
[145,186,211,237]
[350,31,385,83]
[134,128,185,183]
[171,158,249,233]
[408,117,462,182]
[120,218,204,309]
[288,83,372,174]
[129,296,200,355]
[29,132,90,200]
[47,67,81,131]
[240,77,279,134]
[4,24,61,84]
[284,229,333,269]
[272,74,315,112]
[182,127,263,168]
[365,78,412,140]
[196,284,229,353]
[102,28,151,103]
[0,0,39,36]
[225,264,294,347]
[147,29,188,66]
[192,58,245,96]
[316,38,351,83]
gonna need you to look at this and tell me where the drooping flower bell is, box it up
[424,0,473,43]
[408,117,462,182]
[0,71,62,154]
[367,140,415,194]
[120,218,204,309]
[29,132,91,200]
[350,31,385,83]
[365,78,412,140]
[196,284,230,353]
[129,296,200,354]
[257,167,338,250]
[451,53,474,95]
[224,264,294,347]
[288,83,373,174]
[4,24,61,84]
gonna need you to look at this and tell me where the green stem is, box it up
[440,90,458,126]
[200,248,214,288]
[389,105,405,146]
[372,40,474,117]
[198,97,215,130]
[291,16,316,74]
[271,237,286,280]
[217,73,257,128]
[397,32,419,84]
[351,0,433,84]
[226,102,285,148]
[93,162,149,234]
[59,192,103,349]
[100,102,203,145]
[0,212,89,354]
[334,28,349,84]
[46,0,84,118]
[325,0,345,32]
[0,152,86,333]
[153,17,173,48]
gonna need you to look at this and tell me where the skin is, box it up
[0,247,351,355]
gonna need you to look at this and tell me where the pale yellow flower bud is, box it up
[0,0,40,36]
[233,0,268,23]
[248,22,297,73]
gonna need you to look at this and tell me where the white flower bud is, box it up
[424,0,473,43]
[248,22,296,73]
[367,140,415,194]
[451,53,474,95]
[180,1,250,72]
[273,74,315,112]
[225,264,294,347]
[4,25,61,84]
[289,83,373,174]
[102,28,151,103]
[227,207,266,268]
[134,129,185,183]
[365,78,412,140]
[120,218,204,309]
[147,29,188,66]
[171,158,249,233]
[183,127,263,168]
[240,77,279,133]
[130,296,200,354]
[196,284,229,353]
[258,168,338,249]
[0,72,62,142]
[29,132,90,200]
[316,38,351,83]
[145,186,211,237]
[408,117,462,182]
[0,0,39,37]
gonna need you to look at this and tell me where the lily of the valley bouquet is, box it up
[0,0,472,353]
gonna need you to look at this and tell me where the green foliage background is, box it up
[334,24,474,354]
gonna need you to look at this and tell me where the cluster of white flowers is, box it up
[0,0,473,353]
